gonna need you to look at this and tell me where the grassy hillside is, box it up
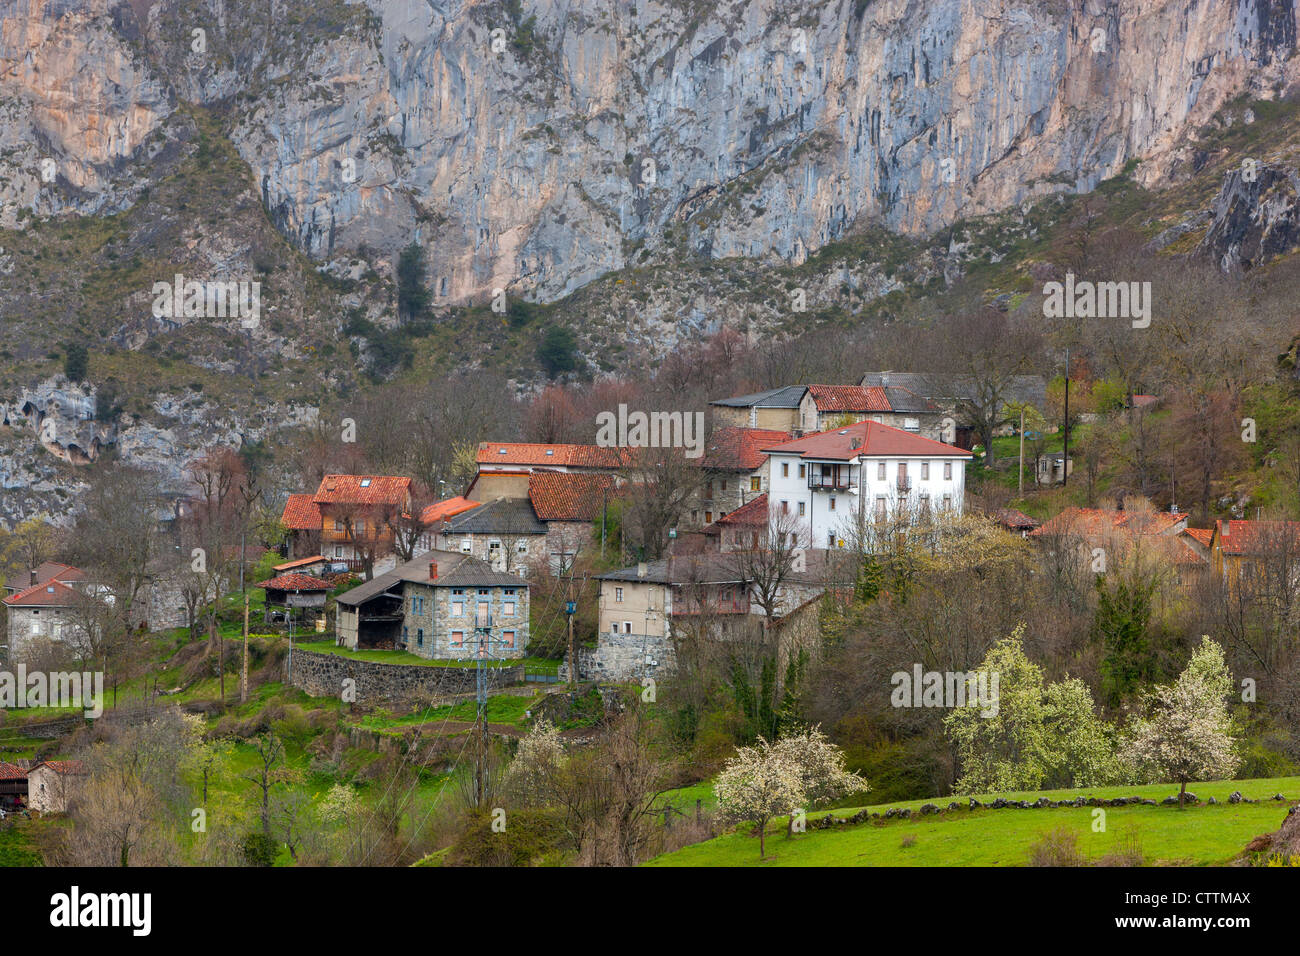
[648,777,1300,867]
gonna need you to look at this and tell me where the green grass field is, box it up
[648,776,1300,867]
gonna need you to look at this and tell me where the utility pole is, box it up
[1063,347,1070,487]
[1018,408,1025,496]
[241,591,250,704]
[565,588,577,701]
[469,605,512,809]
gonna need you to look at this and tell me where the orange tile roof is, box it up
[281,493,323,530]
[477,442,631,469]
[1214,519,1300,555]
[3,578,81,608]
[994,508,1040,530]
[0,762,27,781]
[715,493,768,526]
[1031,507,1188,538]
[807,384,892,413]
[312,475,411,506]
[528,471,617,521]
[701,427,791,471]
[763,420,971,460]
[1183,527,1214,548]
[255,573,333,591]
[420,496,481,524]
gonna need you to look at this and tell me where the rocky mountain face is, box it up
[3,0,1300,524]
[4,0,1299,303]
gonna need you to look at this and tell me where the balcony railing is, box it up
[807,473,851,490]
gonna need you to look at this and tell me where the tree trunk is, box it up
[759,817,767,859]
[1179,778,1187,809]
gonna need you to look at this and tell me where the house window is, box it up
[720,480,728,491]
[451,630,464,647]
[798,464,806,478]
[503,601,516,616]
[502,630,516,648]
[781,463,789,478]
[898,462,908,482]
[944,462,953,480]
[334,546,343,557]
[402,626,408,643]
[623,622,632,634]
[920,494,931,515]
[750,476,760,491]
[516,541,528,554]
[354,519,365,535]
[828,531,836,548]
[459,540,472,554]
[781,500,789,514]
[479,589,490,596]
[875,496,887,520]
[416,628,424,647]
[615,587,624,602]
[705,481,713,496]
[452,601,464,617]
[610,623,619,635]
[798,501,806,516]
[921,462,930,480]
[360,478,372,487]
[943,493,953,510]
[504,589,516,596]
[705,511,713,523]
[877,462,886,480]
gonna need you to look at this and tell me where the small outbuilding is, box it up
[255,573,332,624]
[26,760,85,813]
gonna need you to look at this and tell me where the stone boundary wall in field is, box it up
[286,648,522,705]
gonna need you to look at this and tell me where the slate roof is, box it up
[709,386,808,409]
[335,550,525,606]
[860,372,1047,409]
[439,497,546,535]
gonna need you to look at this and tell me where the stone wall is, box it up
[286,648,522,705]
[560,630,676,684]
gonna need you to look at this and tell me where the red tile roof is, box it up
[807,384,892,413]
[281,493,323,530]
[478,442,631,469]
[4,562,84,592]
[701,427,791,471]
[715,493,768,526]
[312,475,410,506]
[529,471,617,521]
[255,573,333,591]
[2,578,81,608]
[763,420,971,461]
[1214,519,1300,555]
[1031,508,1188,538]
[0,762,27,781]
[1183,527,1214,548]
[420,496,481,525]
[994,508,1040,530]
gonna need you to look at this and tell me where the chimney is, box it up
[29,569,37,585]
[637,562,647,579]
[429,561,438,581]
[881,371,890,385]
[850,435,863,450]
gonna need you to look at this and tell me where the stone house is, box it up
[334,550,529,659]
[2,571,88,663]
[691,426,790,526]
[26,760,85,814]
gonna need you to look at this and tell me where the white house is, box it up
[762,420,972,549]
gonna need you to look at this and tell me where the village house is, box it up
[255,572,332,625]
[709,384,944,438]
[1208,519,1300,592]
[577,552,833,682]
[1029,506,1208,586]
[690,426,790,526]
[334,550,529,659]
[469,442,629,500]
[280,474,412,569]
[0,761,28,810]
[433,497,548,575]
[2,567,89,663]
[762,420,972,550]
[26,760,85,814]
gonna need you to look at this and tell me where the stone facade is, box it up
[287,648,522,705]
[400,580,528,659]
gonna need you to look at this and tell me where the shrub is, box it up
[242,831,278,866]
[1028,827,1086,867]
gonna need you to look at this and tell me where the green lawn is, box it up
[648,776,1300,867]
